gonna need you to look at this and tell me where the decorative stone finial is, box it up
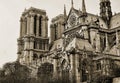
[71,0,74,8]
[82,0,86,14]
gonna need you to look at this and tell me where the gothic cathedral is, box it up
[17,0,120,83]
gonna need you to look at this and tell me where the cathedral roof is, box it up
[51,14,64,23]
[85,13,108,29]
[65,37,94,51]
[22,7,46,16]
[110,13,120,29]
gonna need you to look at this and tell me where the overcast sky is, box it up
[0,0,120,67]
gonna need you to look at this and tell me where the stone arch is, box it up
[61,59,70,82]
[61,58,71,70]
[33,53,38,60]
[81,58,89,82]
[39,54,44,59]
[61,59,67,69]
[34,15,37,36]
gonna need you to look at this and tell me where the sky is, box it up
[0,0,120,68]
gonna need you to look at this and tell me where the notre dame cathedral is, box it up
[17,0,120,83]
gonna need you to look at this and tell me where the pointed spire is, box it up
[78,8,81,14]
[64,4,67,18]
[24,8,27,11]
[71,0,74,8]
[82,0,86,14]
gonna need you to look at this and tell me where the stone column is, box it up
[104,33,109,52]
[44,40,48,51]
[90,29,97,46]
[53,58,58,79]
[20,17,23,37]
[116,30,119,45]
[27,15,30,35]
[69,54,75,83]
[17,38,22,63]
[22,18,26,36]
[41,16,46,37]
[24,38,29,50]
[96,33,101,52]
[75,54,80,83]
[50,24,55,43]
[29,38,34,49]
[37,41,39,49]
[30,14,35,36]
[23,38,29,64]
[58,22,61,39]
[45,16,48,38]
[116,30,120,56]
[36,14,40,37]
[29,38,34,64]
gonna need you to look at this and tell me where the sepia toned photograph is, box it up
[0,0,120,83]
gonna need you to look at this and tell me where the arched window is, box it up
[34,15,37,36]
[61,59,70,83]
[39,54,43,59]
[54,24,58,40]
[39,16,42,36]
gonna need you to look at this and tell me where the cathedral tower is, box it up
[17,7,49,65]
[50,14,65,42]
[100,0,112,26]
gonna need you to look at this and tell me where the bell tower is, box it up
[100,0,112,26]
[17,7,49,65]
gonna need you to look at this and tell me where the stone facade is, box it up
[17,0,120,83]
[17,7,49,66]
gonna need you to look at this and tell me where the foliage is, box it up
[95,75,112,83]
[37,62,54,83]
[0,61,31,83]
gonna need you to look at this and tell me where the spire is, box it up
[82,0,86,14]
[78,8,81,14]
[71,0,74,8]
[80,0,87,23]
[24,8,27,11]
[64,4,67,18]
[100,0,112,27]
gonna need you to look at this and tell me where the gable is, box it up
[66,8,80,28]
